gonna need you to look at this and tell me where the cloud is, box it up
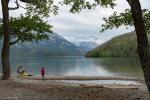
[48,0,149,44]
[0,0,150,45]
[48,0,130,44]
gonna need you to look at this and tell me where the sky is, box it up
[1,0,150,45]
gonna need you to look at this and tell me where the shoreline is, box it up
[14,76,147,91]
[15,75,143,81]
[0,76,149,100]
[16,75,145,85]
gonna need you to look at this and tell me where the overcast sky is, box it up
[1,0,150,44]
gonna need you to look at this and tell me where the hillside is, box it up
[86,32,143,57]
[0,32,86,57]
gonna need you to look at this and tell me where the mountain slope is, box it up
[86,32,142,57]
[73,41,98,52]
[0,32,86,57]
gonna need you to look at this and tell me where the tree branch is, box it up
[8,0,19,10]
[10,37,21,46]
[126,0,132,6]
[20,0,32,3]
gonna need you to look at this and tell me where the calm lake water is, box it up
[0,57,143,78]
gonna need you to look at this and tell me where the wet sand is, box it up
[0,76,149,100]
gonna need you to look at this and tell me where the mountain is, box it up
[0,32,86,57]
[73,41,98,52]
[86,32,143,57]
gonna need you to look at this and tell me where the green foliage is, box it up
[20,0,58,17]
[62,0,116,13]
[62,0,150,34]
[101,9,150,33]
[85,32,139,57]
[0,15,53,44]
[0,0,57,45]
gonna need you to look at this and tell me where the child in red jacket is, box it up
[41,67,45,77]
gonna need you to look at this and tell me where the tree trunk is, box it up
[127,0,150,92]
[1,0,11,80]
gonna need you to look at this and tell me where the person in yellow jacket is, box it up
[17,66,32,76]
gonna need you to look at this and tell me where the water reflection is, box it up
[95,57,143,77]
[0,57,143,77]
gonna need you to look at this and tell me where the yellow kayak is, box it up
[19,72,32,76]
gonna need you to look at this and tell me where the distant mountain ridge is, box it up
[73,41,98,52]
[0,32,86,57]
[86,32,145,57]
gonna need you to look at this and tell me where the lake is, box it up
[0,57,143,78]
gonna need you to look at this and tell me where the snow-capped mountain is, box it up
[73,41,98,52]
[0,32,86,57]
